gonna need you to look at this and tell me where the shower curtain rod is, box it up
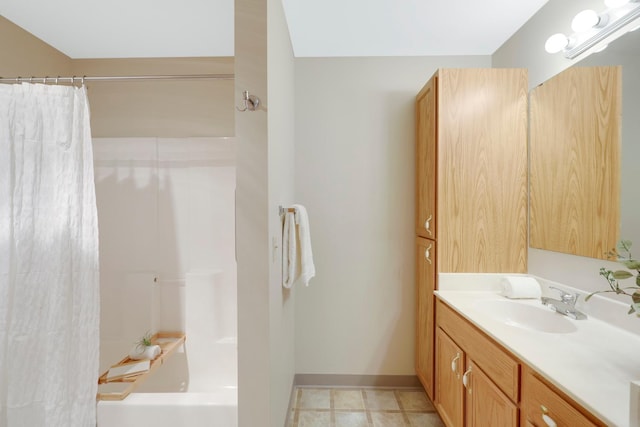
[0,74,234,84]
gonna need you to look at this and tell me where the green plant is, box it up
[586,240,640,314]
[135,331,153,351]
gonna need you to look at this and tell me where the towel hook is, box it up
[236,90,260,112]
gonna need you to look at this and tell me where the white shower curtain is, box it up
[0,84,99,426]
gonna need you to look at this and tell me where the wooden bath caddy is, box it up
[97,331,186,401]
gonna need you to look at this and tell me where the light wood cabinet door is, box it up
[437,300,519,402]
[435,328,464,427]
[415,76,437,239]
[415,237,436,400]
[437,68,528,273]
[466,361,517,427]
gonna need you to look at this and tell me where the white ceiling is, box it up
[0,0,549,58]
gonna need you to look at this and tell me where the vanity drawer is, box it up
[436,299,519,402]
[522,368,604,427]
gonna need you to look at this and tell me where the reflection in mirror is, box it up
[578,29,640,254]
[530,65,621,259]
[530,27,640,259]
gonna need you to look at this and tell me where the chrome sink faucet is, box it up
[541,286,587,320]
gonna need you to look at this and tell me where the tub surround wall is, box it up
[94,137,237,391]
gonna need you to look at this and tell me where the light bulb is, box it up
[572,10,601,32]
[605,0,631,8]
[545,33,570,53]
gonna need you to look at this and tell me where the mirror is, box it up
[578,29,640,253]
[529,28,640,259]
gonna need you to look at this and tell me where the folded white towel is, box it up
[501,276,541,299]
[128,344,161,360]
[281,204,316,288]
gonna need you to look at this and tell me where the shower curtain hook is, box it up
[16,76,20,84]
[82,76,86,86]
[56,76,60,85]
[29,76,34,84]
[72,76,77,86]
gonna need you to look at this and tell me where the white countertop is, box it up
[436,274,640,427]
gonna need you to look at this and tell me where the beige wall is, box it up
[492,0,626,298]
[234,0,270,424]
[0,16,233,138]
[267,0,297,425]
[0,15,71,78]
[72,57,234,137]
[235,0,297,425]
[293,56,490,376]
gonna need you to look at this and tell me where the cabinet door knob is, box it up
[462,367,472,393]
[424,244,432,264]
[450,353,460,377]
[424,214,433,235]
[540,405,557,427]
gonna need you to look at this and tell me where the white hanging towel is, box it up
[282,204,316,288]
[282,209,298,288]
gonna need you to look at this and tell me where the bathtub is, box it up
[97,336,238,427]
[97,270,238,427]
[97,389,237,427]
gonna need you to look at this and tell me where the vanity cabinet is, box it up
[435,298,608,427]
[435,328,464,427]
[435,330,518,427]
[521,367,602,427]
[466,359,518,427]
[436,300,518,427]
[414,68,528,400]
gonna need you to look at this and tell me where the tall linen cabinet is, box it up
[415,68,528,401]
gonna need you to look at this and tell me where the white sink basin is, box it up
[473,299,577,333]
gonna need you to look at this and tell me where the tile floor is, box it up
[287,387,445,427]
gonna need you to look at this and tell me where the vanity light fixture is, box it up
[545,33,572,53]
[571,10,607,33]
[545,0,640,58]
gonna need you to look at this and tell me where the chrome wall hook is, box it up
[236,90,260,112]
